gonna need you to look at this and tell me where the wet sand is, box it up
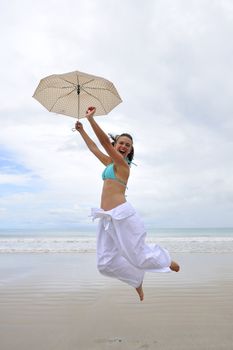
[0,253,233,350]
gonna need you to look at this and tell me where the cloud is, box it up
[1,0,233,228]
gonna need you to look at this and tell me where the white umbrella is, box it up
[33,70,122,119]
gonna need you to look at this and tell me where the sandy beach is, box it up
[0,253,233,350]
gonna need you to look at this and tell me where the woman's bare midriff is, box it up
[101,180,127,211]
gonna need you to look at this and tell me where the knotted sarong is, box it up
[91,202,171,288]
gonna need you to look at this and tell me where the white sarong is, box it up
[91,202,171,288]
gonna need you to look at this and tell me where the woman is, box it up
[75,106,180,301]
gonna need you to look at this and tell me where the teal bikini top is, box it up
[102,161,130,187]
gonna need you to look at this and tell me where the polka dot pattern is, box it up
[33,70,122,119]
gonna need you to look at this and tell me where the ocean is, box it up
[0,227,233,253]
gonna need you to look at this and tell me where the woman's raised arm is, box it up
[75,119,110,166]
[86,107,127,167]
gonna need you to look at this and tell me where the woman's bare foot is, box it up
[135,283,144,301]
[170,260,180,272]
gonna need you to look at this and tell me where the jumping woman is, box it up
[75,107,180,301]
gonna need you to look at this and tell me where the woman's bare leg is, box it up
[135,283,144,301]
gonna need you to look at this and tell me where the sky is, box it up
[0,0,233,229]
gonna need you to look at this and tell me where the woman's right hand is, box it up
[86,106,96,120]
[75,121,83,132]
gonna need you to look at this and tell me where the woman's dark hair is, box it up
[108,133,134,162]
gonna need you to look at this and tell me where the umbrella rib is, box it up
[56,77,76,87]
[83,86,121,100]
[81,78,95,86]
[49,87,76,112]
[81,87,108,114]
[40,85,74,91]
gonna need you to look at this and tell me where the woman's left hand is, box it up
[86,106,96,119]
[75,121,83,132]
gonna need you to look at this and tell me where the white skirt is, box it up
[91,202,171,288]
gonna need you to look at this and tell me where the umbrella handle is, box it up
[72,116,81,132]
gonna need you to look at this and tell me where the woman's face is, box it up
[114,136,133,158]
